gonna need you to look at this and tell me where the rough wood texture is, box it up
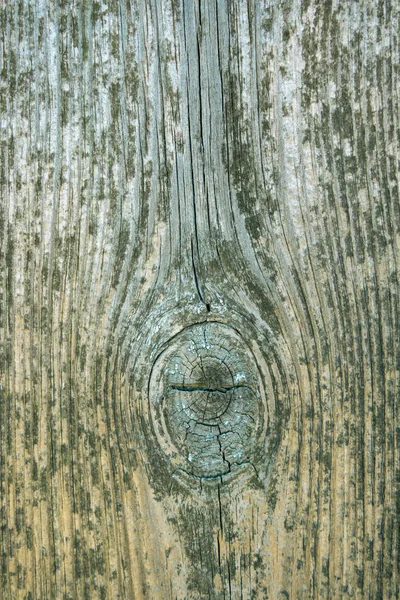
[1,0,399,598]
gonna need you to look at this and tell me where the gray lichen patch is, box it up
[149,322,264,484]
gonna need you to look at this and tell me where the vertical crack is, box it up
[217,484,224,536]
[191,237,205,304]
[217,425,231,474]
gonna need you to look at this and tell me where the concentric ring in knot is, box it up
[150,322,264,481]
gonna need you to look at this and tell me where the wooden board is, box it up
[1,0,399,598]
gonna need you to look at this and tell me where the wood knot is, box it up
[149,322,265,484]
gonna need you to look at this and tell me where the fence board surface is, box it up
[1,0,399,598]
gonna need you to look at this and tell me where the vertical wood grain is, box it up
[0,0,399,598]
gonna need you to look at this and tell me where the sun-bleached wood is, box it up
[1,0,399,598]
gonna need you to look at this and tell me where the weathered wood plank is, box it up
[1,0,399,598]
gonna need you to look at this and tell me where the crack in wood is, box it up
[171,383,254,394]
